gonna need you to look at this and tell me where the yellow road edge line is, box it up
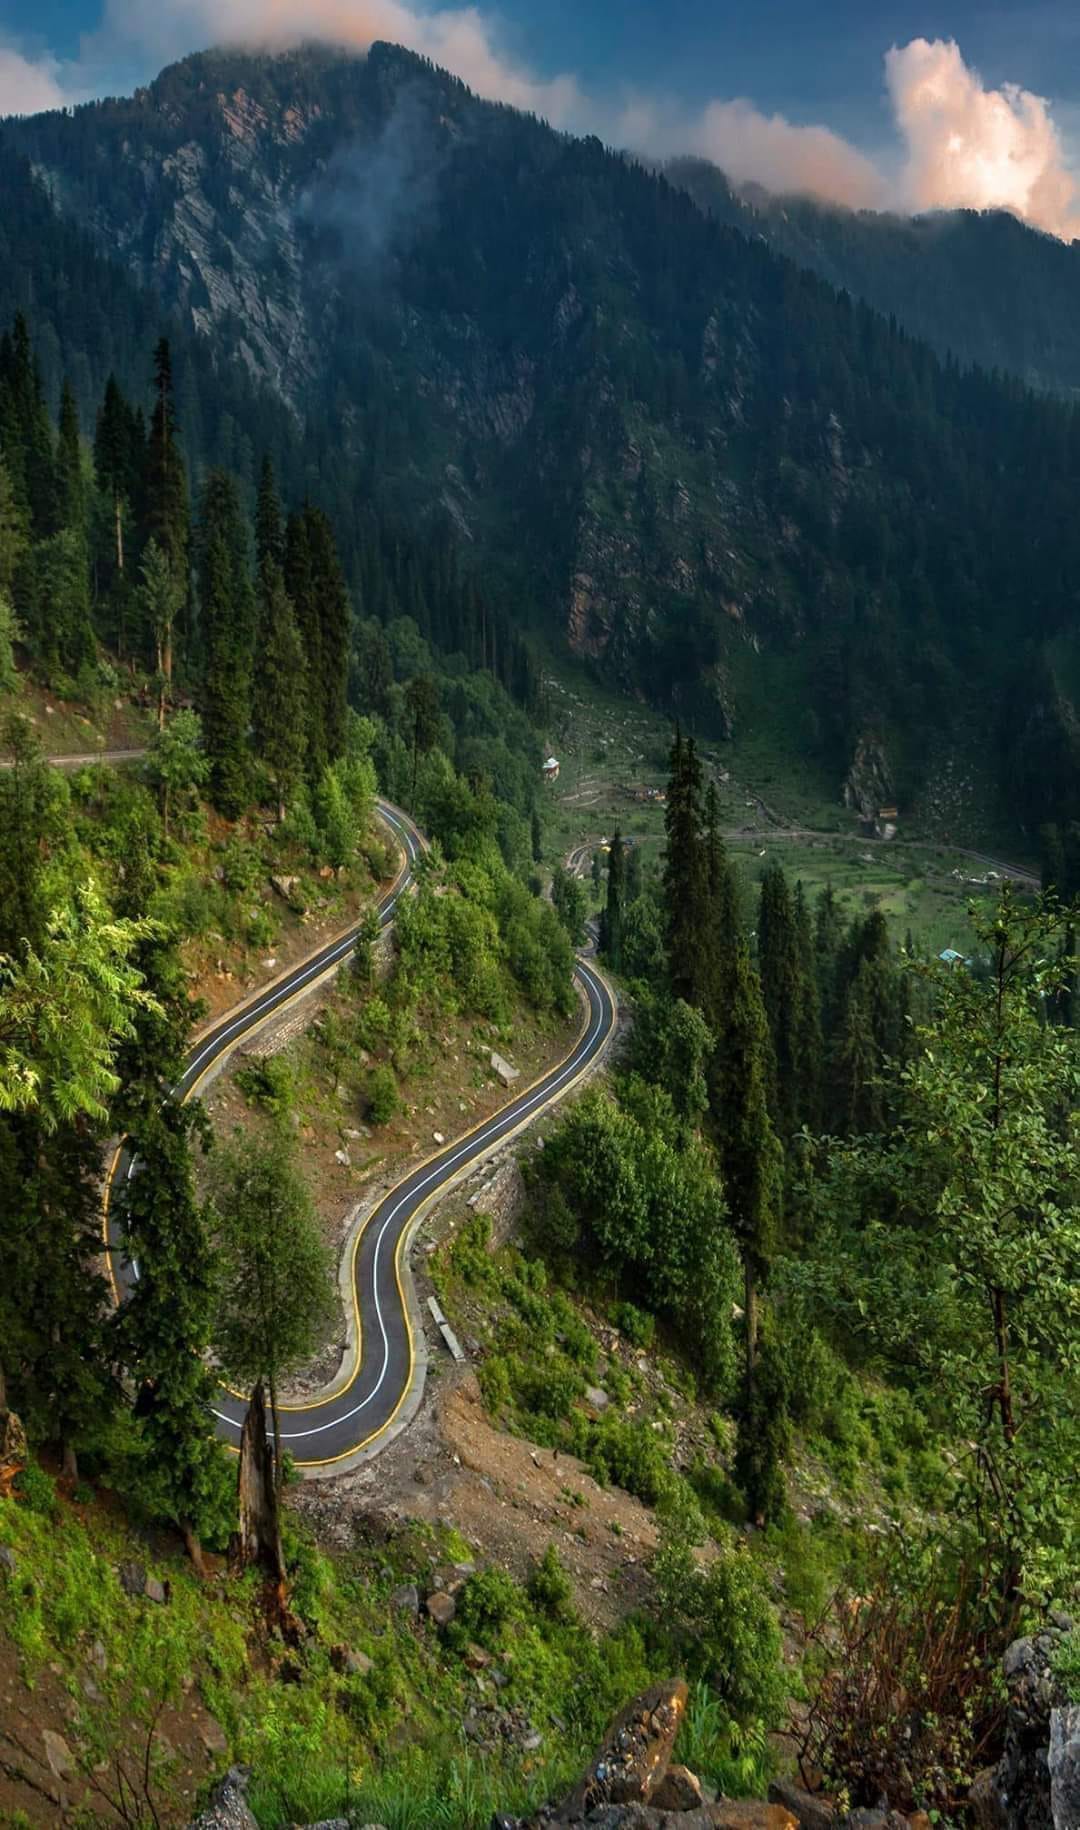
[267,956,595,1415]
[293,956,617,1468]
[101,801,615,1474]
[100,808,412,1321]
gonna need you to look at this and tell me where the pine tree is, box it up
[284,508,323,773]
[663,728,706,1007]
[0,314,57,534]
[255,454,285,579]
[116,1103,232,1571]
[253,562,307,819]
[757,863,815,1138]
[793,881,823,1128]
[143,339,189,584]
[600,829,626,971]
[625,841,643,905]
[708,936,783,1376]
[405,672,441,802]
[138,539,184,728]
[699,781,739,1026]
[813,884,845,1040]
[197,470,256,816]
[1,1114,115,1478]
[306,506,350,764]
[56,378,85,536]
[531,807,543,864]
[94,375,140,584]
[0,713,58,958]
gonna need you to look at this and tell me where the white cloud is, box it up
[886,37,1080,240]
[4,7,1080,241]
[0,45,69,116]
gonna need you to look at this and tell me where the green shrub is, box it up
[584,1414,674,1507]
[655,1527,785,1726]
[450,1214,498,1288]
[527,1545,575,1623]
[512,1353,584,1422]
[13,1461,58,1518]
[454,1567,524,1645]
[1053,1631,1080,1703]
[366,1066,399,1126]
[234,1053,295,1116]
[477,1354,513,1414]
[612,1301,655,1349]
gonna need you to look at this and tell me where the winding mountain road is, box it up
[105,798,617,1473]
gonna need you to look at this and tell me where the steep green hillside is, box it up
[10,44,1080,838]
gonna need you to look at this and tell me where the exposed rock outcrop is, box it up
[504,1680,799,1829]
[968,1618,1075,1830]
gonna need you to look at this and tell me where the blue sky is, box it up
[2,0,1080,236]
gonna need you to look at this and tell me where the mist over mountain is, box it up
[8,40,1080,838]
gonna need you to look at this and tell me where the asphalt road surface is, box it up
[105,799,617,1470]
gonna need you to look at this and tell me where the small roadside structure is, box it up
[542,756,560,782]
[939,948,966,966]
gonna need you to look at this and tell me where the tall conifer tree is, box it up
[197,470,256,815]
[56,378,85,536]
[143,339,189,580]
[757,863,809,1138]
[284,508,324,773]
[306,506,350,764]
[663,728,706,1007]
[253,561,307,819]
[600,829,626,971]
[255,454,284,579]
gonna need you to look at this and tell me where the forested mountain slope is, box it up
[670,158,1080,401]
[10,44,1080,834]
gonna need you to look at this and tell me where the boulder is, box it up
[270,875,304,908]
[186,1766,259,1830]
[974,1623,1070,1830]
[652,1764,704,1811]
[1050,1707,1080,1830]
[491,1050,521,1087]
[0,1544,17,1574]
[118,1560,148,1597]
[767,1781,835,1830]
[41,1729,77,1782]
[559,1680,689,1814]
[426,1590,457,1628]
[144,1575,168,1605]
[199,1716,230,1757]
[390,1582,420,1616]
